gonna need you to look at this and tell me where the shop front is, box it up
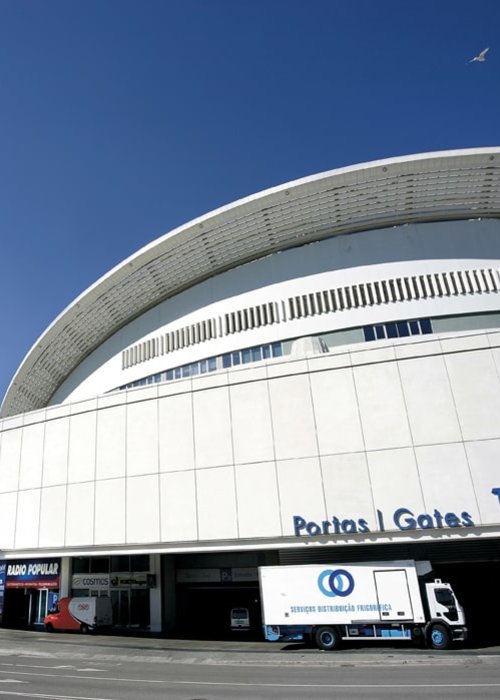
[2,559,60,628]
[71,555,156,630]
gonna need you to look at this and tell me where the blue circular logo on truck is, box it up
[317,569,355,597]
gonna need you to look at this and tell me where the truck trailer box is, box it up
[259,560,426,627]
[44,596,113,633]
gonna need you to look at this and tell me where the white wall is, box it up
[1,329,500,553]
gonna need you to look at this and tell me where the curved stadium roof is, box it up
[2,147,500,418]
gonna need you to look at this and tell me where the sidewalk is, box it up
[0,628,498,667]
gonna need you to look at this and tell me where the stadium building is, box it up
[1,148,500,640]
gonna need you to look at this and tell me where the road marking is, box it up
[0,680,25,684]
[0,692,112,699]
[0,682,499,700]
[0,671,163,684]
[0,669,500,689]
[15,665,105,672]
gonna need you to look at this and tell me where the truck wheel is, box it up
[428,623,451,650]
[315,626,341,651]
[80,623,89,634]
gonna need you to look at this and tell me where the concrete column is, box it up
[59,557,71,597]
[149,554,162,633]
[161,554,177,633]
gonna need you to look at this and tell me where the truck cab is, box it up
[424,580,466,648]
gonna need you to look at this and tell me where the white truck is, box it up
[259,560,467,650]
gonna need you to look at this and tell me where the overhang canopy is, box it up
[3,148,500,417]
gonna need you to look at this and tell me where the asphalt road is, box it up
[0,629,498,700]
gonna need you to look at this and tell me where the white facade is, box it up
[1,148,500,635]
[1,327,500,554]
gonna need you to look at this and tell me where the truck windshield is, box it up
[435,588,455,606]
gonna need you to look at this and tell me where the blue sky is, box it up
[0,0,498,403]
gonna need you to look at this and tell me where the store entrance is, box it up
[176,584,261,639]
[29,589,49,625]
[3,589,30,627]
[110,589,150,629]
[3,588,52,628]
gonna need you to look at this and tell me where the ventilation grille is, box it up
[288,268,500,318]
[224,302,279,334]
[122,267,500,371]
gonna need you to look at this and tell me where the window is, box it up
[363,326,375,341]
[90,557,110,573]
[386,322,398,338]
[73,558,90,574]
[111,555,130,573]
[131,554,150,572]
[435,588,455,607]
[363,318,433,343]
[419,318,433,334]
[241,348,251,363]
[396,321,410,337]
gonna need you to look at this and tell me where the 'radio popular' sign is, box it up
[5,560,60,589]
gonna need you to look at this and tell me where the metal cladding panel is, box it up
[278,538,500,566]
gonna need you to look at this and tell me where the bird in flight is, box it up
[468,47,489,63]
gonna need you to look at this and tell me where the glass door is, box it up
[29,589,49,625]
[111,589,130,627]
